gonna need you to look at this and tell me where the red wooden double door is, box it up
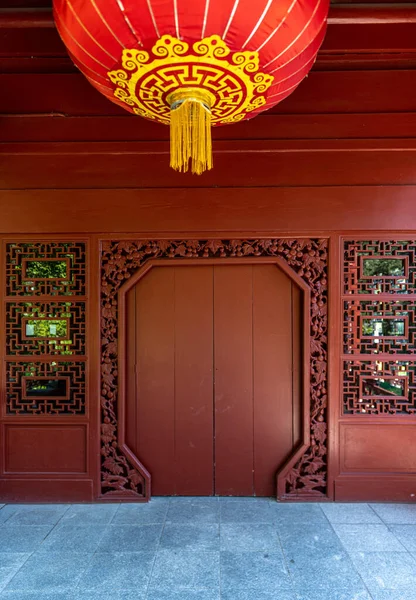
[125,262,302,497]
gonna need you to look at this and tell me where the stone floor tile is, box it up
[332,523,407,552]
[0,507,20,525]
[160,523,219,551]
[60,504,119,524]
[270,503,327,524]
[166,500,220,524]
[388,525,416,552]
[287,551,364,589]
[220,501,273,523]
[0,555,30,593]
[219,497,272,502]
[170,497,219,503]
[77,551,154,591]
[278,522,344,558]
[4,505,69,527]
[0,526,53,553]
[150,550,220,590]
[37,524,107,553]
[320,503,382,524]
[368,589,416,600]
[97,524,162,552]
[370,504,416,524]
[222,591,296,600]
[4,552,91,593]
[112,501,169,524]
[220,523,282,553]
[349,551,416,593]
[147,591,220,600]
[220,551,291,591]
[295,589,372,600]
[71,593,145,600]
[0,594,72,600]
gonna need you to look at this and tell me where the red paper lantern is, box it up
[53,0,329,173]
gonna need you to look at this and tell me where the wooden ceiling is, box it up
[0,0,415,191]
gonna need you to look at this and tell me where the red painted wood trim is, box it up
[2,6,415,28]
[1,187,416,234]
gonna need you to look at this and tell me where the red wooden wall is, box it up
[0,3,415,502]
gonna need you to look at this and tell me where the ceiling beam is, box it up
[0,6,415,73]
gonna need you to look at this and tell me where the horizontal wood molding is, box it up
[1,139,416,189]
[0,186,415,233]
[1,113,416,143]
[1,6,416,74]
[335,475,416,502]
[1,70,415,116]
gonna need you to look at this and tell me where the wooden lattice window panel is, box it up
[6,242,86,296]
[6,361,86,415]
[4,241,88,417]
[343,360,416,415]
[343,239,416,416]
[343,300,416,354]
[344,240,416,295]
[6,301,86,356]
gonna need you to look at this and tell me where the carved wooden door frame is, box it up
[100,238,328,501]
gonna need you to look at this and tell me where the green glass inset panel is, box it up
[362,377,406,397]
[362,258,405,277]
[25,378,67,398]
[25,319,68,338]
[25,260,67,279]
[362,318,406,337]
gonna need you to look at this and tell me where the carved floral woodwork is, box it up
[100,239,328,499]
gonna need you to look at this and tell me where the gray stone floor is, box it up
[0,498,416,600]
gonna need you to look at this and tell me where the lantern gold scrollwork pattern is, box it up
[108,35,274,125]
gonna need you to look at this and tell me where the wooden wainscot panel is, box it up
[340,423,416,473]
[0,479,93,503]
[4,425,87,474]
[335,475,416,502]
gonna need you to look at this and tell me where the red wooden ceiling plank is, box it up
[2,113,415,143]
[1,186,416,235]
[1,140,416,189]
[0,7,416,61]
[0,70,414,115]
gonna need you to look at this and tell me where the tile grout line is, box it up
[274,517,298,600]
[219,499,222,600]
[0,503,74,596]
[320,503,381,600]
[63,502,121,599]
[143,497,170,600]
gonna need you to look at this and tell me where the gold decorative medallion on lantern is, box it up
[107,35,274,174]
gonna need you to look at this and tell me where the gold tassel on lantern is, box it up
[168,88,213,175]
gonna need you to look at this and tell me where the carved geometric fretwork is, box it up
[6,242,86,296]
[6,361,86,415]
[343,360,416,415]
[344,300,416,354]
[344,240,416,295]
[101,239,328,500]
[6,302,86,356]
